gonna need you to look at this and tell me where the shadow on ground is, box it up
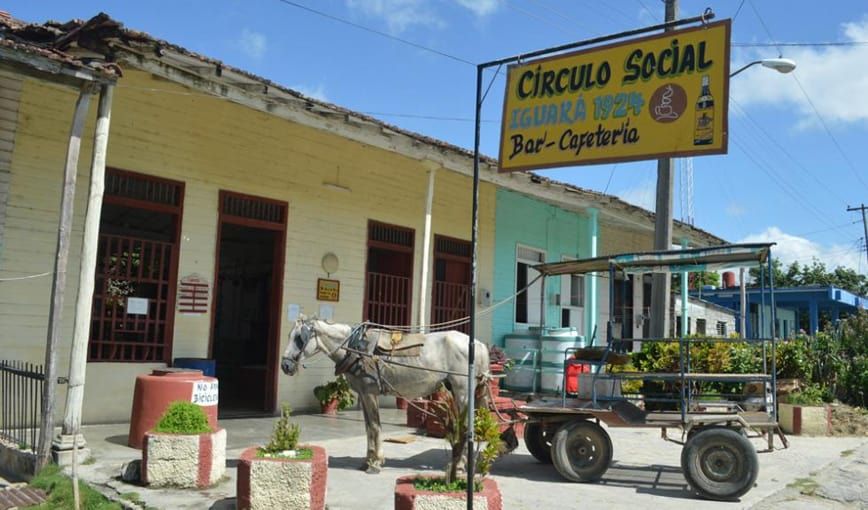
[493,453,697,499]
[329,448,448,472]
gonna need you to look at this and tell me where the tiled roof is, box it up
[0,11,724,245]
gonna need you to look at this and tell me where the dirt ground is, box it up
[830,404,868,436]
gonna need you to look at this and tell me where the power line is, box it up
[789,72,868,193]
[732,41,868,47]
[730,99,846,203]
[274,0,477,67]
[747,0,783,56]
[732,0,747,21]
[793,220,860,239]
[635,0,657,21]
[730,134,837,229]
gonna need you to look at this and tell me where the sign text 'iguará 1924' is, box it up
[498,20,730,172]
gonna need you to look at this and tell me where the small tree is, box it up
[435,390,505,485]
[261,404,300,455]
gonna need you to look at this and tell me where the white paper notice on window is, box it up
[126,297,149,315]
[318,304,334,321]
[191,380,219,406]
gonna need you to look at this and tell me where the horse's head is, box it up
[281,315,319,376]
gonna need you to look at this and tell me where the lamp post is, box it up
[650,54,797,339]
[730,58,796,77]
[729,57,795,339]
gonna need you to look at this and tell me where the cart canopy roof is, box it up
[532,243,774,276]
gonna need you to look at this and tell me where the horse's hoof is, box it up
[365,465,381,475]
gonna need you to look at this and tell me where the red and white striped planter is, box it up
[394,475,502,510]
[236,445,327,510]
[142,428,226,488]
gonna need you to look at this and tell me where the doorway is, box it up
[431,235,471,333]
[365,220,414,326]
[211,191,286,416]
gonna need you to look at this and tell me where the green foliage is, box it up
[413,477,481,493]
[474,407,505,476]
[261,404,300,455]
[152,401,212,434]
[750,259,868,301]
[838,312,868,407]
[30,464,122,510]
[786,384,830,406]
[313,375,355,410]
[608,362,642,394]
[435,389,505,484]
[775,339,813,380]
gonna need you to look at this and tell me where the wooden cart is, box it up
[515,243,788,501]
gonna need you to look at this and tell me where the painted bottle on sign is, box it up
[693,75,714,146]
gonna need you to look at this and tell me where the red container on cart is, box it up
[565,362,591,395]
[128,368,219,449]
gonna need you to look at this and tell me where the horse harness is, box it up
[332,323,427,392]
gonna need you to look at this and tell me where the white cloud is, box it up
[726,202,746,217]
[738,226,863,272]
[731,16,868,127]
[239,28,267,60]
[616,179,656,212]
[345,0,444,33]
[345,0,499,33]
[292,84,329,102]
[454,0,500,16]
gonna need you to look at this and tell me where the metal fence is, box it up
[0,360,44,453]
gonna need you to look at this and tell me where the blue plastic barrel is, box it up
[172,357,216,377]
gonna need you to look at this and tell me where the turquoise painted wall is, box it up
[491,189,591,346]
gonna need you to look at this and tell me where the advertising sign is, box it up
[499,20,730,172]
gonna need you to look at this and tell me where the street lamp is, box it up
[730,57,797,77]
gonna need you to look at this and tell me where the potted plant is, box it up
[142,401,226,488]
[396,392,504,509]
[236,404,327,510]
[313,375,355,415]
[778,384,833,436]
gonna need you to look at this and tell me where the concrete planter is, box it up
[779,403,832,435]
[236,445,327,510]
[394,475,502,510]
[142,428,226,488]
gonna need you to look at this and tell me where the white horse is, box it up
[280,316,490,473]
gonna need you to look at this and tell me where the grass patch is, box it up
[29,464,122,510]
[256,447,313,460]
[120,491,144,505]
[82,456,97,465]
[787,477,820,496]
[413,477,482,493]
[841,449,855,457]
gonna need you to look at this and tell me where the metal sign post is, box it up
[467,9,730,509]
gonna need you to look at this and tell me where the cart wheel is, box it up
[523,422,553,464]
[551,420,612,482]
[681,427,759,501]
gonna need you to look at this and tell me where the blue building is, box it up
[698,285,867,337]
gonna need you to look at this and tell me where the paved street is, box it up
[69,407,866,509]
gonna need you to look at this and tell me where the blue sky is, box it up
[7,1,868,273]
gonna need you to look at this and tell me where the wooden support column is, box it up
[37,84,93,471]
[54,84,114,464]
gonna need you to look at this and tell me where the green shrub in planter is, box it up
[153,401,212,434]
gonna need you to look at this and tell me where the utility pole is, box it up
[650,0,678,339]
[847,204,868,266]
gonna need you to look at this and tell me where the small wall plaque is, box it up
[178,274,210,314]
[316,278,340,302]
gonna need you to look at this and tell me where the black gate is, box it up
[0,361,44,453]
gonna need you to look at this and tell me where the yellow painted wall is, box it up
[0,70,495,423]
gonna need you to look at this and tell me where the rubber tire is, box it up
[523,422,553,464]
[681,427,759,501]
[551,420,613,482]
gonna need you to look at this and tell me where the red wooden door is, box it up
[431,235,471,334]
[364,221,414,327]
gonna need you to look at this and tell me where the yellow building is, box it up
[0,14,723,425]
